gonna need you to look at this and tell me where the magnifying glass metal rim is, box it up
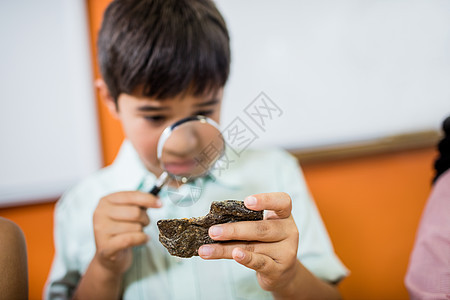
[149,115,224,195]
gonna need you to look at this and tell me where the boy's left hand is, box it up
[198,192,300,293]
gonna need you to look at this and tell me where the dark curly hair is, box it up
[433,116,450,183]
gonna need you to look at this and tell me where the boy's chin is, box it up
[143,161,164,177]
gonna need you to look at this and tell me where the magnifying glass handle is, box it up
[149,172,169,196]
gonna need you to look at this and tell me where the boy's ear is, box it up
[95,78,119,119]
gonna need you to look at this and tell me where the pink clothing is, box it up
[405,169,450,300]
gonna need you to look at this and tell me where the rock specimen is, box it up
[157,200,263,258]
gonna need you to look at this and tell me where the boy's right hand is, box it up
[92,191,162,275]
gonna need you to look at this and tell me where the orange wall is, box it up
[302,149,435,299]
[0,1,436,299]
[88,0,124,166]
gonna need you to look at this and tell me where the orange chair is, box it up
[0,217,28,300]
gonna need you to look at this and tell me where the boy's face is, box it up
[102,82,223,176]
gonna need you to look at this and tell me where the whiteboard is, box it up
[0,0,101,207]
[216,0,450,149]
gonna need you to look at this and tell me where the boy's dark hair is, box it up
[97,0,230,103]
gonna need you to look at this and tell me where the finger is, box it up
[108,205,150,226]
[100,232,149,258]
[209,219,288,242]
[244,192,292,219]
[104,221,144,237]
[198,242,276,260]
[106,191,162,209]
[232,247,275,273]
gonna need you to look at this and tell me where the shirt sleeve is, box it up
[44,192,82,300]
[277,151,349,283]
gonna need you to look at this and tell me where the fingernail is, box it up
[155,199,162,207]
[245,196,257,207]
[209,225,223,238]
[199,245,213,257]
[234,248,245,260]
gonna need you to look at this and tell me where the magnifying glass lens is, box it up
[150,116,224,196]
[161,120,223,179]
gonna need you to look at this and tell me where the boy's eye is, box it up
[144,115,167,124]
[194,110,214,117]
[143,110,214,125]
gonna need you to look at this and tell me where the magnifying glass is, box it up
[149,115,225,196]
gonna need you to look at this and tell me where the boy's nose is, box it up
[163,125,200,158]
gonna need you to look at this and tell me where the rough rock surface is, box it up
[157,200,263,258]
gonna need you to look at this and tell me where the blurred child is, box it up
[405,116,450,299]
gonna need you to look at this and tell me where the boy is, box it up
[45,0,347,299]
